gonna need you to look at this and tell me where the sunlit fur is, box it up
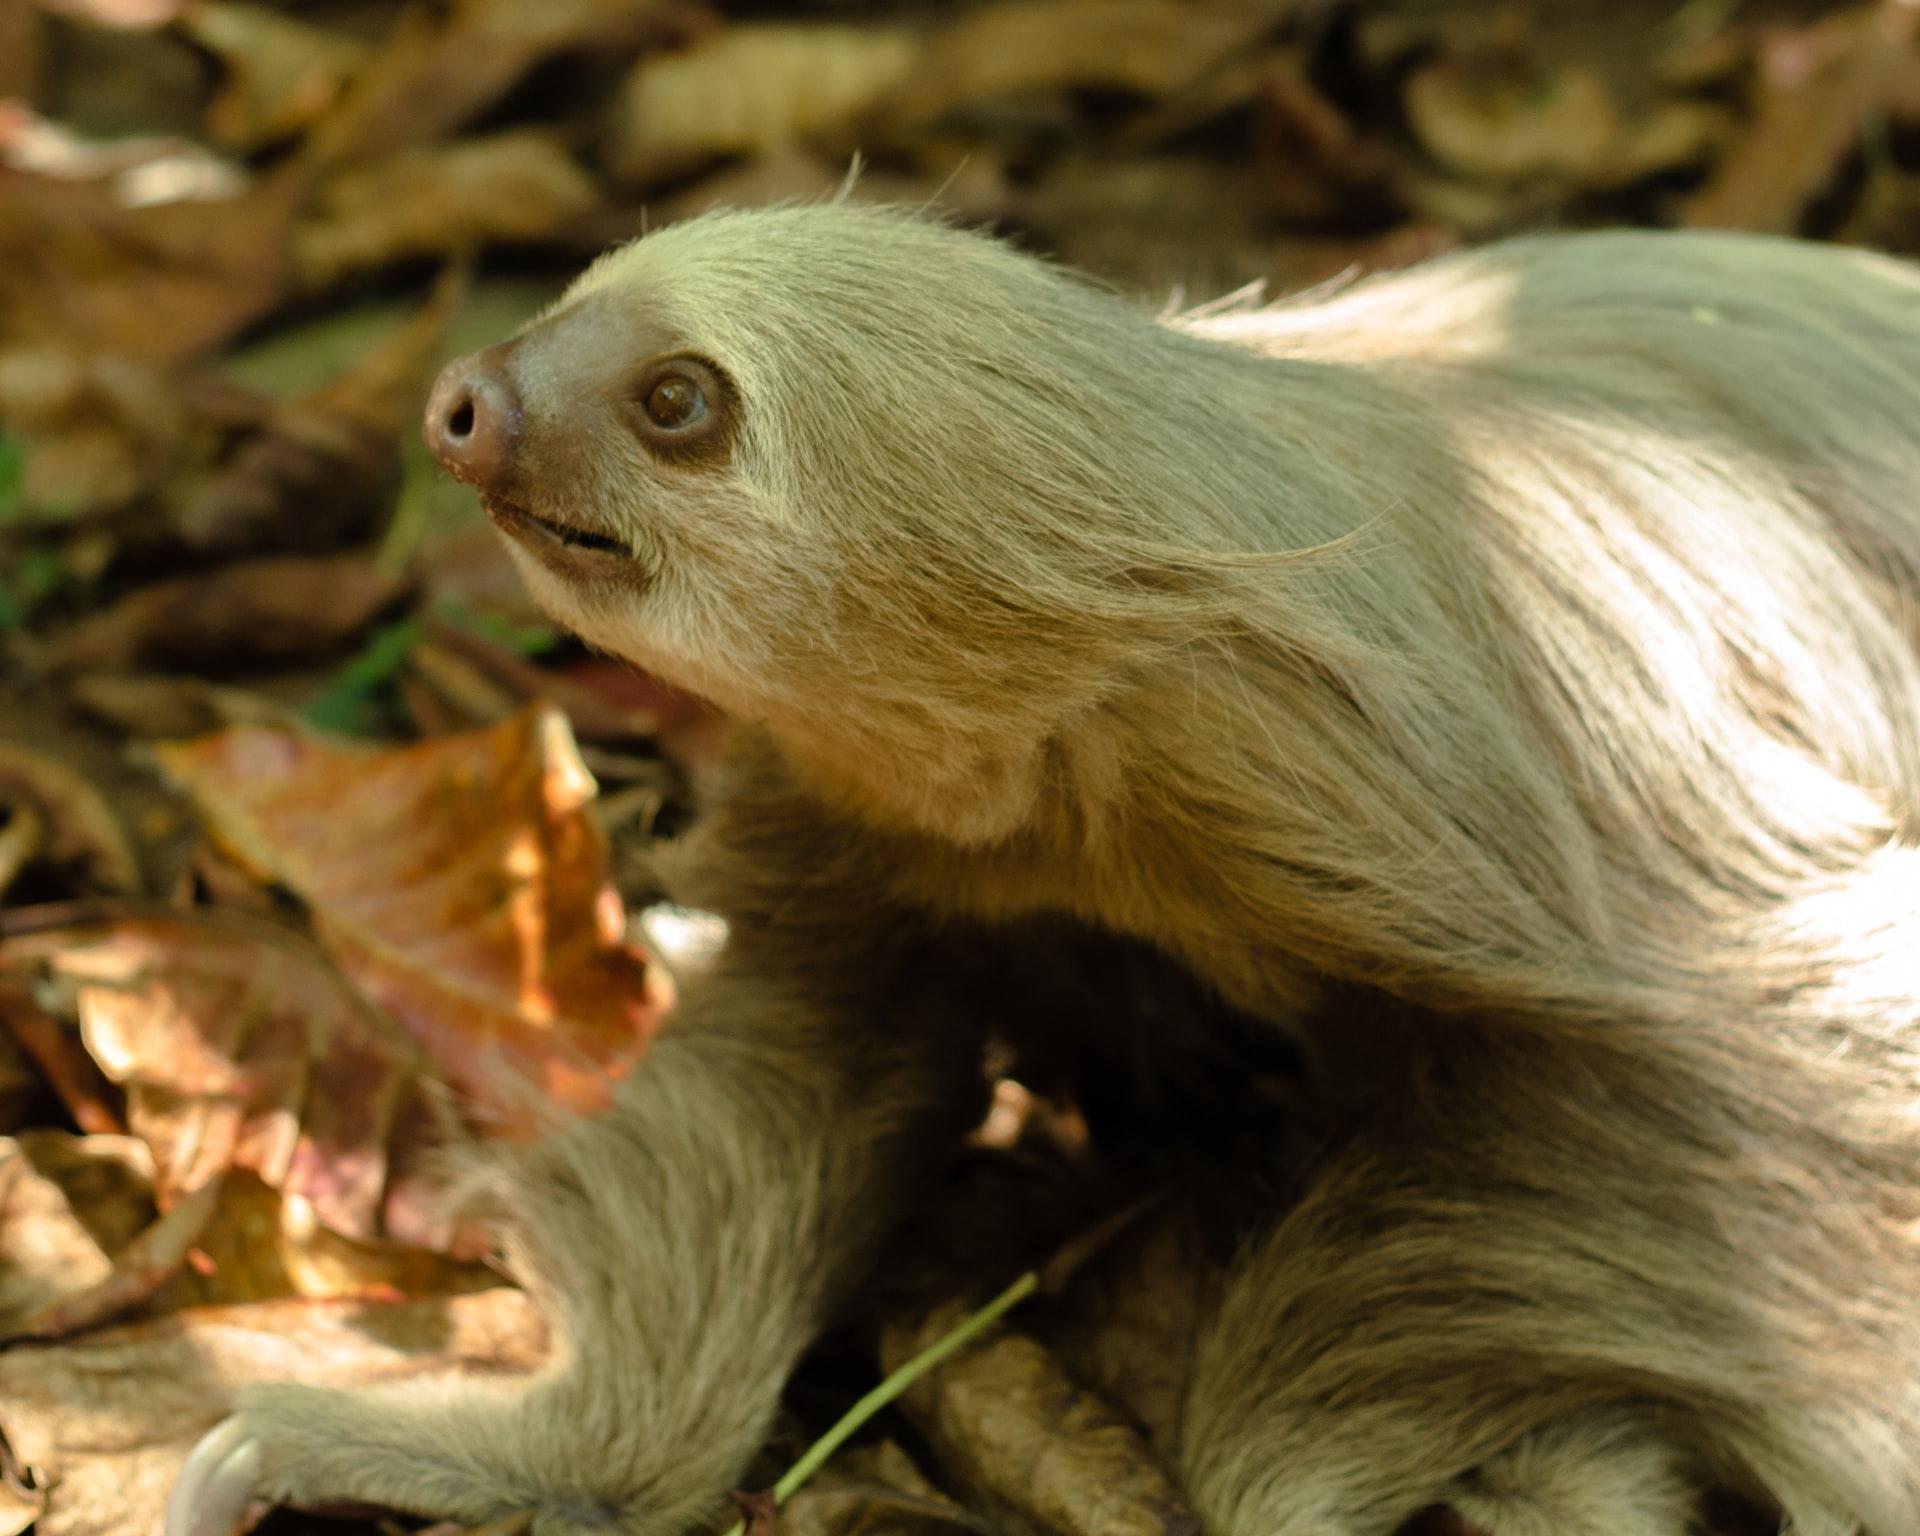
[228,208,1920,1536]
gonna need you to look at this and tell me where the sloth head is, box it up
[421,204,1391,838]
[435,209,1337,714]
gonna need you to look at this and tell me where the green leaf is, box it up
[0,434,26,524]
[0,546,73,631]
[302,616,425,736]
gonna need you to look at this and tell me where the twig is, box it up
[718,1269,1039,1536]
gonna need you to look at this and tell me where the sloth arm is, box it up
[170,739,986,1536]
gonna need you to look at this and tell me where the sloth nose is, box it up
[424,350,522,495]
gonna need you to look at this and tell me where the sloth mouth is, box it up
[484,498,630,559]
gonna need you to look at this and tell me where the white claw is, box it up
[164,1418,262,1536]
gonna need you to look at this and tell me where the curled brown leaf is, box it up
[0,742,141,894]
[154,709,667,1134]
[180,2,370,152]
[880,1302,1200,1536]
[0,903,435,1243]
[1686,2,1920,232]
[38,551,412,673]
[604,25,917,187]
[300,0,710,170]
[292,133,602,294]
[885,0,1269,134]
[0,162,303,362]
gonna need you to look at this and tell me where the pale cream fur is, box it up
[210,207,1920,1536]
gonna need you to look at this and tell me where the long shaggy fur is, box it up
[225,207,1920,1536]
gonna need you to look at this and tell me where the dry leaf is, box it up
[415,521,555,632]
[403,636,521,730]
[0,337,280,536]
[423,616,658,743]
[292,132,602,293]
[0,741,141,894]
[0,1286,544,1536]
[0,106,245,201]
[138,1167,497,1315]
[166,396,388,553]
[0,1428,42,1536]
[0,979,123,1135]
[1405,53,1617,185]
[180,1,370,152]
[39,552,411,673]
[604,24,917,187]
[1686,3,1920,232]
[35,0,185,24]
[1398,173,1540,241]
[304,0,708,170]
[734,1489,781,1536]
[0,4,45,101]
[0,345,190,518]
[2,1170,223,1341]
[67,672,303,739]
[1043,1206,1219,1454]
[2,268,446,543]
[1654,19,1754,92]
[0,1133,155,1333]
[0,1130,347,1340]
[548,656,726,779]
[1254,55,1401,225]
[174,266,466,552]
[1604,98,1731,188]
[880,1305,1200,1536]
[0,808,37,905]
[885,0,1267,133]
[772,1443,997,1536]
[0,163,302,361]
[779,1488,994,1536]
[308,265,469,437]
[1842,161,1920,253]
[0,904,435,1243]
[154,710,667,1133]
[0,1027,34,1132]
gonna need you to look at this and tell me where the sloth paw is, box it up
[165,1381,537,1536]
[161,1372,749,1536]
[166,1418,261,1536]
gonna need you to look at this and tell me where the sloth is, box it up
[168,205,1920,1536]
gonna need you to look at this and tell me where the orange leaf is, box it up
[154,710,666,1134]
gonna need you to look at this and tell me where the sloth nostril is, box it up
[424,351,523,493]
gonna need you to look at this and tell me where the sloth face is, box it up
[422,203,1291,751]
[421,268,799,715]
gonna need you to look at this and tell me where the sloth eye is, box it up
[630,356,731,459]
[644,373,706,430]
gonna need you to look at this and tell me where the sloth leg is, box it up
[1173,1024,1917,1536]
[1172,1198,1702,1535]
[169,950,982,1536]
[166,758,993,1536]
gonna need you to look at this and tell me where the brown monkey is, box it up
[168,206,1920,1536]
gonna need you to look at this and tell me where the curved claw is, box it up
[164,1417,262,1536]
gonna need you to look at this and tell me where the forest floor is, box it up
[0,1,1906,1533]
